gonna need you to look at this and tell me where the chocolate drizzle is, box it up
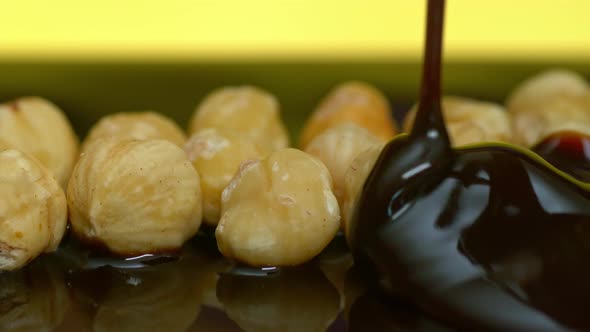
[348,1,590,331]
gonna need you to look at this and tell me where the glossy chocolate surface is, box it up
[348,0,590,331]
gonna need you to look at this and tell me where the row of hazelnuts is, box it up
[1,69,589,271]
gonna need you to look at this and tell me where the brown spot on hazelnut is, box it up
[7,102,19,112]
[14,232,23,239]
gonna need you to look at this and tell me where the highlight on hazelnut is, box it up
[217,266,341,332]
[304,123,384,206]
[188,86,290,153]
[0,149,67,271]
[507,69,589,112]
[403,96,513,146]
[67,138,203,256]
[342,145,384,241]
[184,128,267,226]
[0,97,79,188]
[299,81,398,148]
[506,70,590,147]
[215,148,341,266]
[81,111,186,152]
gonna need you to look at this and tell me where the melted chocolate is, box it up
[348,0,590,331]
[533,131,590,182]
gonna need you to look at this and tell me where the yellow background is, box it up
[2,0,590,61]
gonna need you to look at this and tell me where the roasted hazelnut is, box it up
[0,259,70,332]
[67,138,203,255]
[216,148,341,266]
[304,123,384,206]
[299,81,398,148]
[511,94,590,147]
[81,111,186,152]
[507,69,589,112]
[342,145,384,241]
[188,86,289,152]
[403,96,512,146]
[0,149,67,271]
[506,70,590,147]
[0,97,79,188]
[217,266,341,332]
[184,128,267,226]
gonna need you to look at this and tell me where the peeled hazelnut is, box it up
[216,148,341,266]
[299,81,398,148]
[81,111,186,152]
[188,86,289,152]
[217,266,341,332]
[511,94,590,147]
[0,97,79,188]
[506,70,590,147]
[67,138,203,255]
[507,69,589,112]
[0,149,67,271]
[304,123,384,206]
[403,96,512,146]
[184,128,267,226]
[342,145,384,241]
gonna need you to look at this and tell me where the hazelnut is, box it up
[188,86,289,152]
[506,70,590,147]
[342,145,384,241]
[0,149,67,271]
[511,94,590,147]
[507,69,589,112]
[216,148,341,266]
[304,123,384,206]
[184,128,267,226]
[217,266,341,332]
[299,81,398,148]
[81,111,186,152]
[0,260,70,331]
[403,96,512,146]
[67,138,203,255]
[0,97,79,188]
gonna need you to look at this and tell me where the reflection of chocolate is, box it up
[533,131,590,182]
[217,266,340,332]
[348,0,590,330]
[0,258,70,332]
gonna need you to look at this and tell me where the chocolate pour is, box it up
[348,1,590,331]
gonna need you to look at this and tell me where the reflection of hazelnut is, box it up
[299,81,398,148]
[189,86,289,153]
[342,145,383,241]
[507,69,589,112]
[0,149,67,271]
[216,148,341,266]
[511,95,590,147]
[68,259,203,332]
[184,128,267,226]
[82,111,186,152]
[67,138,203,255]
[0,97,79,187]
[217,267,341,332]
[404,96,512,146]
[304,123,383,206]
[0,259,70,332]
